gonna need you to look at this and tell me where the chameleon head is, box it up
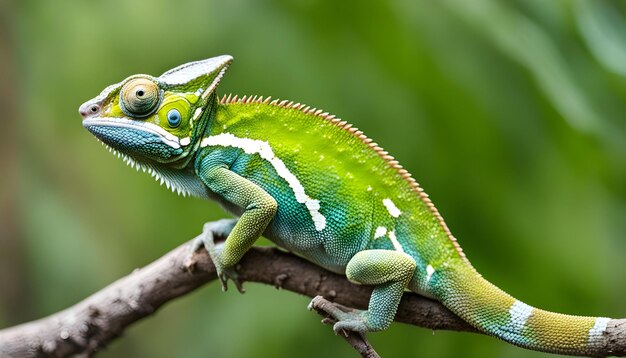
[79,55,233,164]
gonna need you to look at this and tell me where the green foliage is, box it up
[2,0,625,357]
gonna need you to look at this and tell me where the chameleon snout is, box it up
[79,101,101,118]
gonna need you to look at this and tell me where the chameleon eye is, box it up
[167,109,181,127]
[120,78,160,117]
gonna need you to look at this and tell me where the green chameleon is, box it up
[79,56,620,356]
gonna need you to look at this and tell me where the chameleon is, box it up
[79,55,622,356]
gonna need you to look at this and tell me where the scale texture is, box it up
[79,56,618,356]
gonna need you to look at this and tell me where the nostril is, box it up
[79,103,100,118]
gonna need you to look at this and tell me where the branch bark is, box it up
[0,234,623,357]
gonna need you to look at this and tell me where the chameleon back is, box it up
[200,96,464,290]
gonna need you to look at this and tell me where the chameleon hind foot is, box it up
[309,250,416,334]
[190,219,245,293]
[308,296,370,334]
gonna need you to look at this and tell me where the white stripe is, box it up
[588,317,610,342]
[201,65,227,99]
[388,231,404,252]
[507,300,533,333]
[201,133,326,231]
[382,198,401,218]
[192,107,203,121]
[158,56,232,87]
[425,265,435,284]
[374,226,387,239]
[83,117,181,149]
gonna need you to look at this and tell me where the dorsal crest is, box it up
[220,94,467,260]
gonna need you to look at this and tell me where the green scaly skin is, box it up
[79,56,620,356]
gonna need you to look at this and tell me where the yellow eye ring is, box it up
[157,96,191,131]
[120,78,161,117]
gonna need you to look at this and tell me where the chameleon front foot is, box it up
[308,296,370,334]
[190,219,245,293]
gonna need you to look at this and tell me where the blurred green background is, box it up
[1,0,625,357]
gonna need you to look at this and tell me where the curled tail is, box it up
[433,263,618,356]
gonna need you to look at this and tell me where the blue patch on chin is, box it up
[86,125,183,160]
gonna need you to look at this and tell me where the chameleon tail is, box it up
[433,262,613,356]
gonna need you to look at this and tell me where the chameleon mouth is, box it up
[82,117,182,149]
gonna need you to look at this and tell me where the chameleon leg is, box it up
[311,249,416,333]
[190,218,237,252]
[190,218,239,288]
[196,165,277,293]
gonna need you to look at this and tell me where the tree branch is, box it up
[308,296,381,358]
[0,233,624,357]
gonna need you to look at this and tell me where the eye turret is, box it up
[120,78,160,117]
[167,109,182,128]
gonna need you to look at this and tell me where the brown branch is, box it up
[0,234,624,357]
[308,296,381,358]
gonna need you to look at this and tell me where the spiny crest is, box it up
[97,141,192,197]
[220,94,467,260]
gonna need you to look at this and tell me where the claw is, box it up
[190,236,206,253]
[333,319,368,334]
[192,220,245,294]
[217,266,245,293]
[308,296,370,333]
[218,273,229,292]
[231,270,246,293]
